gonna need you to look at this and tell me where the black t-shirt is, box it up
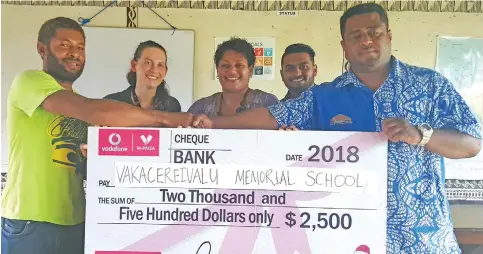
[103,86,181,112]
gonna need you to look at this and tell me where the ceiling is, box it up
[2,0,482,13]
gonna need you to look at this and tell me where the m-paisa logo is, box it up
[133,130,159,155]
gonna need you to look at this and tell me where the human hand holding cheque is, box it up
[85,127,388,254]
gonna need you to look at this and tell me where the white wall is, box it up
[2,4,483,228]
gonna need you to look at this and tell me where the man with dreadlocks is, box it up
[1,17,193,254]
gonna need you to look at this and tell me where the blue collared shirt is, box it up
[268,57,482,253]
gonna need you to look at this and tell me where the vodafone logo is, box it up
[99,129,129,155]
[109,133,122,145]
[98,129,159,156]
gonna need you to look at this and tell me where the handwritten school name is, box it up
[116,165,365,190]
[116,165,219,185]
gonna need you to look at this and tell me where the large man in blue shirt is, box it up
[192,3,482,253]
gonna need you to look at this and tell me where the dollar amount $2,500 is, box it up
[285,212,352,231]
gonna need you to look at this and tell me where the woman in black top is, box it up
[104,40,181,112]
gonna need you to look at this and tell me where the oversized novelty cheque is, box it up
[85,127,388,254]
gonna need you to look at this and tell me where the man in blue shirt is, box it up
[193,3,482,253]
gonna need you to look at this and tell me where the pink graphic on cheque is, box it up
[354,244,370,254]
[96,251,160,254]
[120,132,385,253]
[98,129,159,156]
[96,251,161,254]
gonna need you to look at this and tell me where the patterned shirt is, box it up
[188,88,279,117]
[268,57,482,253]
[280,84,315,102]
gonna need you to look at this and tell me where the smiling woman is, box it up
[103,40,181,112]
[188,37,279,117]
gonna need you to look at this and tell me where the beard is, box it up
[285,76,314,94]
[44,49,84,83]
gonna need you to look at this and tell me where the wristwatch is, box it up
[417,123,433,146]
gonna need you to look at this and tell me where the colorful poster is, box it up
[214,37,276,80]
[85,127,388,254]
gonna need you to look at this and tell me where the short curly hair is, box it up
[340,3,388,38]
[214,37,255,67]
[281,43,316,65]
[38,17,85,44]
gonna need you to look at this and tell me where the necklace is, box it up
[130,87,161,110]
[130,87,142,107]
[217,88,251,116]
